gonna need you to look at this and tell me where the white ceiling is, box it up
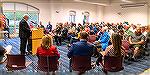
[1,0,150,5]
[73,0,150,6]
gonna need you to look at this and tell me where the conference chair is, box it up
[122,40,130,54]
[71,56,92,75]
[101,56,124,74]
[6,54,26,71]
[37,55,59,73]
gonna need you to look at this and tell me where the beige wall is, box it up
[50,2,104,28]
[27,3,51,26]
[96,5,104,23]
[28,2,104,28]
[103,3,148,26]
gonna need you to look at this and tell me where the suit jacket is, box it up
[19,19,31,38]
[67,40,97,58]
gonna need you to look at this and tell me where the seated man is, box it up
[98,27,110,51]
[67,31,102,73]
[145,25,150,51]
[129,27,145,60]
[67,31,101,58]
[88,30,96,44]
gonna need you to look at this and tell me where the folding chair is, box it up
[37,55,59,73]
[6,54,26,70]
[101,56,124,74]
[71,56,92,75]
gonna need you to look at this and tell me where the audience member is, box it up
[98,27,110,51]
[46,21,52,33]
[67,31,97,58]
[70,33,79,44]
[144,25,150,55]
[67,31,102,73]
[37,34,60,58]
[104,33,125,57]
[129,24,136,33]
[38,21,46,34]
[129,27,145,61]
[124,25,133,40]
[88,30,96,43]
[54,24,62,46]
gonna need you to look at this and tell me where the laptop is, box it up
[6,54,26,68]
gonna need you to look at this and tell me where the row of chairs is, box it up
[5,54,124,74]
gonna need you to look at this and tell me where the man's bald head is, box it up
[23,14,29,21]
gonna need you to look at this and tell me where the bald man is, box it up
[19,14,31,55]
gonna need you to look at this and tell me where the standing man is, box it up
[19,14,31,55]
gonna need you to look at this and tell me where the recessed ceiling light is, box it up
[122,0,133,3]
[74,0,107,6]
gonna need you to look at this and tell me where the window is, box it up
[3,3,14,10]
[83,11,90,25]
[28,12,39,27]
[69,10,76,23]
[3,12,15,34]
[2,2,39,35]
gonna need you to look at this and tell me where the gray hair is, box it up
[23,14,29,18]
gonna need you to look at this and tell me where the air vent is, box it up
[120,2,147,8]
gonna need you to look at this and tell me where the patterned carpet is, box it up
[0,37,150,75]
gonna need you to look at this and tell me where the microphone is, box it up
[31,21,36,24]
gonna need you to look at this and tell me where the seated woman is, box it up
[96,33,125,66]
[37,35,60,58]
[104,33,125,57]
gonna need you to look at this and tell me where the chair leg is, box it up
[102,68,108,74]
[78,71,85,75]
[52,71,56,75]
[69,59,72,72]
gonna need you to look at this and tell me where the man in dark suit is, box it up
[19,14,31,55]
[67,31,102,72]
[67,31,100,58]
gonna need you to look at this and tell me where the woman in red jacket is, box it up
[37,34,60,58]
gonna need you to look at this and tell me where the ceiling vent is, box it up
[120,2,147,8]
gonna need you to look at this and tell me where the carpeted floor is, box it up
[0,37,150,75]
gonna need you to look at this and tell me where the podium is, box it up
[31,28,44,55]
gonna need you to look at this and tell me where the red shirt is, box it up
[37,45,60,58]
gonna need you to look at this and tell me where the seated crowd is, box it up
[0,21,150,74]
[47,22,149,60]
[36,21,150,74]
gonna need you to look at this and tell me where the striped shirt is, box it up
[105,45,125,57]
